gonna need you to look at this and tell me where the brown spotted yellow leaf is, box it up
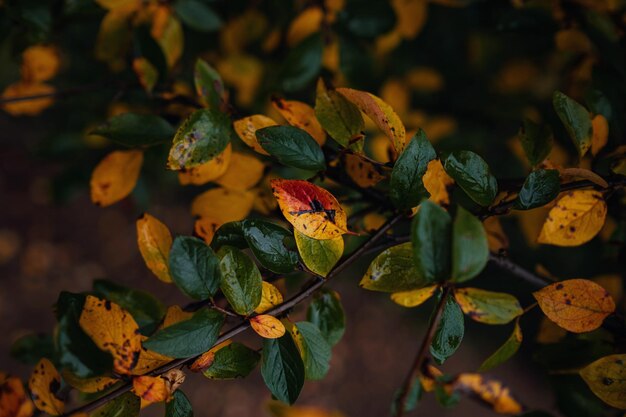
[0,373,34,417]
[390,285,438,308]
[533,279,615,333]
[178,143,232,185]
[61,371,118,394]
[271,97,326,146]
[90,150,143,207]
[250,315,286,339]
[191,187,255,223]
[255,281,284,314]
[136,213,173,283]
[233,115,276,155]
[28,358,64,415]
[580,354,626,409]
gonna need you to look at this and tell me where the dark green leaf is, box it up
[143,309,224,358]
[210,221,246,251]
[519,119,553,166]
[391,378,422,416]
[174,0,221,32]
[166,391,193,417]
[91,113,175,148]
[194,58,225,110]
[451,207,488,283]
[360,242,428,292]
[390,130,437,209]
[217,246,263,315]
[169,236,221,300]
[293,321,332,380]
[10,334,55,366]
[279,33,323,92]
[314,78,364,147]
[92,391,140,417]
[241,219,299,274]
[307,289,345,346]
[430,293,464,364]
[261,334,305,405]
[514,169,561,210]
[411,201,451,283]
[444,151,498,207]
[553,91,593,157]
[202,342,260,379]
[167,109,232,170]
[256,125,326,171]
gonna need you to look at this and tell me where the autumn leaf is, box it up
[136,213,173,283]
[271,179,350,240]
[0,373,34,417]
[61,371,118,394]
[132,57,158,93]
[478,320,522,371]
[286,7,323,46]
[90,150,143,207]
[391,285,438,308]
[132,376,169,404]
[591,114,609,156]
[533,279,615,333]
[580,354,626,409]
[21,45,60,83]
[178,143,232,185]
[344,153,385,188]
[1,82,55,116]
[214,151,265,191]
[151,6,184,68]
[423,159,454,207]
[79,295,142,375]
[250,315,286,339]
[255,282,284,314]
[271,97,326,146]
[194,217,221,245]
[28,358,64,415]
[453,288,522,325]
[538,190,607,246]
[189,340,232,372]
[233,115,276,155]
[191,187,255,223]
[450,374,522,414]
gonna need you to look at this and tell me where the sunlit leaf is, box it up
[443,151,498,207]
[233,115,276,155]
[454,288,522,324]
[553,91,593,157]
[479,320,522,371]
[255,282,284,314]
[191,187,255,223]
[92,113,175,148]
[295,229,343,278]
[580,354,626,409]
[391,285,438,308]
[218,245,263,315]
[261,334,305,404]
[251,315,286,339]
[90,150,143,207]
[256,125,326,172]
[360,242,427,292]
[28,358,64,415]
[178,144,232,186]
[136,213,173,283]
[307,289,345,346]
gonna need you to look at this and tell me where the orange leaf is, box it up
[214,151,265,191]
[28,359,64,415]
[21,45,60,83]
[0,373,34,417]
[189,340,233,372]
[271,179,350,240]
[178,143,232,185]
[160,305,194,329]
[90,150,143,207]
[1,82,55,116]
[193,217,221,245]
[423,159,454,207]
[250,315,286,339]
[591,114,609,156]
[344,154,385,188]
[452,373,522,414]
[286,7,323,46]
[132,376,169,404]
[233,115,275,155]
[191,187,255,223]
[271,97,326,146]
[533,279,615,333]
[136,213,173,283]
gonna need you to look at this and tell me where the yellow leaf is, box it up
[453,288,523,325]
[193,217,221,245]
[21,45,60,83]
[133,57,158,93]
[271,179,350,240]
[191,187,255,223]
[423,159,454,207]
[233,115,276,155]
[405,67,444,92]
[533,279,616,333]
[391,0,427,39]
[538,190,607,246]
[250,315,286,339]
[220,10,268,54]
[178,143,232,186]
[61,371,118,394]
[0,373,34,417]
[337,87,406,153]
[1,82,55,116]
[287,7,323,46]
[380,79,409,116]
[391,285,438,308]
[136,213,173,283]
[90,150,143,207]
[368,134,395,163]
[189,340,232,372]
[132,376,169,404]
[255,281,284,314]
[271,97,326,146]
[79,295,142,375]
[362,212,386,231]
[215,152,265,191]
[591,114,609,156]
[484,217,509,254]
[95,8,134,71]
[160,305,193,329]
[216,54,263,107]
[344,153,385,188]
[28,359,64,415]
[580,354,626,409]
[132,337,171,376]
[452,374,522,414]
[151,7,184,68]
[593,274,623,304]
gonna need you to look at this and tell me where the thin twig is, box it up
[487,253,552,288]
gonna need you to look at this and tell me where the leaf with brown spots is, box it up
[538,190,607,246]
[90,150,143,207]
[449,373,523,414]
[79,295,143,375]
[271,179,350,240]
[0,373,34,417]
[61,371,118,394]
[533,279,615,333]
[233,115,276,155]
[344,153,385,188]
[255,281,284,314]
[177,143,232,185]
[580,354,626,409]
[28,358,64,415]
[271,97,326,146]
[132,376,169,404]
[136,213,173,283]
[250,315,286,339]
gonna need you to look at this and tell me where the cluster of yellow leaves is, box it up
[1,45,59,116]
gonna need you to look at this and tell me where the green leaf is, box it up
[306,289,345,346]
[91,113,175,148]
[202,342,260,379]
[261,334,305,405]
[293,322,332,380]
[444,151,498,207]
[391,378,423,416]
[93,391,140,417]
[514,169,561,210]
[519,119,553,166]
[166,391,193,417]
[256,125,326,172]
[451,207,488,283]
[10,334,55,366]
[174,0,221,32]
[294,229,343,277]
[479,320,522,371]
[92,279,165,331]
[279,33,323,92]
[241,219,299,274]
[169,236,221,300]
[167,109,232,170]
[411,201,452,283]
[553,91,593,157]
[314,78,364,147]
[580,353,626,409]
[217,246,263,315]
[210,221,246,251]
[55,292,113,378]
[194,58,225,110]
[454,288,522,324]
[389,130,437,209]
[430,293,464,364]
[360,242,428,292]
[143,309,224,358]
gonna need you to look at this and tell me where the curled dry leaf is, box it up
[255,281,284,314]
[189,340,233,372]
[451,373,523,414]
[390,285,438,308]
[161,369,186,395]
[233,115,276,155]
[0,373,34,417]
[136,213,173,283]
[271,97,326,146]
[191,187,255,223]
[90,150,143,207]
[580,354,626,409]
[178,143,232,186]
[538,190,607,246]
[28,358,64,415]
[533,279,615,333]
[271,179,350,240]
[250,315,286,339]
[79,295,142,375]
